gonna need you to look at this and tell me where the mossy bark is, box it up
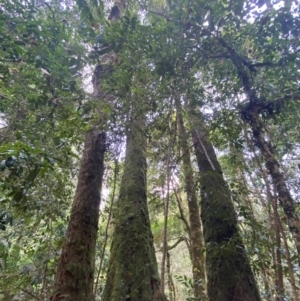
[192,122,261,301]
[176,98,206,299]
[101,118,165,301]
[50,131,106,301]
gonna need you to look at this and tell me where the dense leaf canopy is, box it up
[0,0,299,300]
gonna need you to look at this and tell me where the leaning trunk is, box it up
[101,117,165,301]
[245,109,300,263]
[176,97,206,299]
[272,185,298,301]
[219,37,300,264]
[50,131,106,301]
[191,118,261,301]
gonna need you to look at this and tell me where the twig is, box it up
[172,182,191,234]
[0,92,10,100]
[167,237,185,250]
[146,9,181,23]
[43,2,55,19]
[21,289,40,300]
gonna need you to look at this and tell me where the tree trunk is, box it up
[101,118,165,301]
[278,219,299,301]
[191,119,261,301]
[50,130,106,301]
[166,252,176,301]
[273,186,299,301]
[160,137,171,295]
[245,109,300,264]
[244,128,283,301]
[176,98,206,299]
[271,188,284,301]
[218,37,300,264]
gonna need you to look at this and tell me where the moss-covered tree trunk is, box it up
[101,117,165,301]
[175,98,206,300]
[50,130,106,301]
[191,119,261,301]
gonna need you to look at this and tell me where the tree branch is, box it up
[146,9,182,24]
[43,2,55,20]
[167,237,185,250]
[172,180,191,234]
[21,289,40,300]
[0,92,10,100]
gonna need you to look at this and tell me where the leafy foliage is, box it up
[1,0,300,300]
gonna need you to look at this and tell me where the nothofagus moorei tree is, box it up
[50,131,106,301]
[101,114,165,301]
[50,0,126,299]
[190,109,261,301]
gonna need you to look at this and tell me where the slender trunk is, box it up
[246,167,276,301]
[260,169,284,301]
[191,118,261,301]
[172,182,191,235]
[246,109,300,263]
[166,252,176,301]
[94,160,119,295]
[273,186,299,301]
[101,118,165,301]
[176,98,205,299]
[244,125,284,300]
[237,167,275,301]
[50,131,106,301]
[219,37,300,263]
[161,141,171,294]
[272,190,284,301]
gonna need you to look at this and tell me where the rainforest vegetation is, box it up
[0,0,300,300]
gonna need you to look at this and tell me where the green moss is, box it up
[192,125,261,301]
[102,120,165,301]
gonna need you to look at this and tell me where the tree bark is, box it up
[176,98,206,299]
[166,252,176,301]
[160,137,171,295]
[218,37,300,264]
[50,130,106,301]
[270,187,284,301]
[191,118,261,301]
[272,185,299,301]
[245,109,300,264]
[101,118,165,301]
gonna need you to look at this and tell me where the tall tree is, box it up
[219,37,300,261]
[190,111,261,301]
[175,96,206,300]
[50,131,106,301]
[2,0,300,300]
[50,0,126,299]
[101,114,165,301]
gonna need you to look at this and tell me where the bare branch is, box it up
[21,289,41,300]
[0,92,10,100]
[167,237,185,250]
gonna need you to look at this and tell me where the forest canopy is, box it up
[0,0,300,300]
